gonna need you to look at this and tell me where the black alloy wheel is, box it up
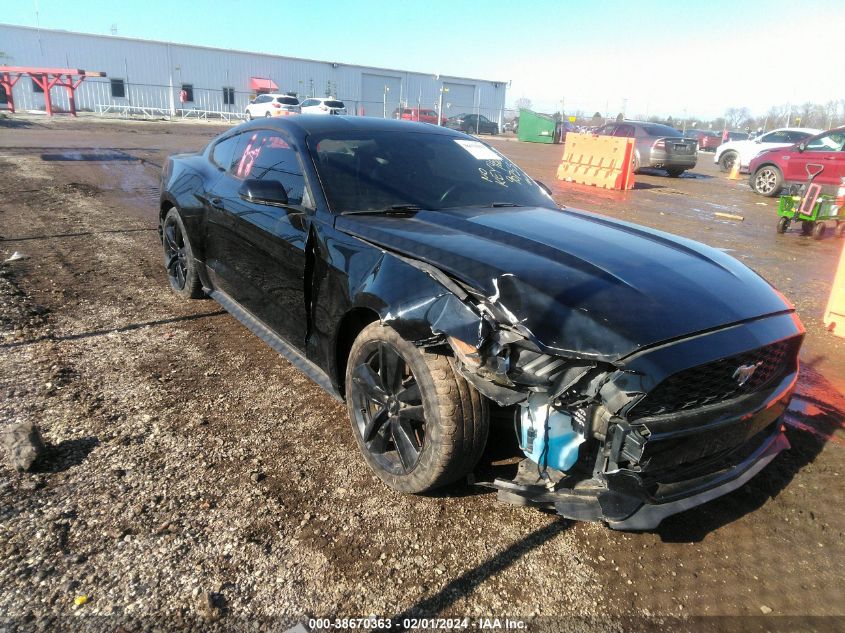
[350,341,426,475]
[162,208,203,299]
[345,322,489,494]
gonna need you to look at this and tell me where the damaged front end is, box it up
[378,256,802,531]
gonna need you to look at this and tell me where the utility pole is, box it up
[438,84,449,126]
[383,85,389,118]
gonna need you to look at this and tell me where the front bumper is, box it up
[608,425,788,529]
[489,422,789,530]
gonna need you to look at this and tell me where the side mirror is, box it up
[238,178,289,206]
[797,142,806,153]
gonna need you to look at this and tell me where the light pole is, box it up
[383,85,389,118]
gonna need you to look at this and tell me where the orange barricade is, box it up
[824,241,845,338]
[556,133,635,190]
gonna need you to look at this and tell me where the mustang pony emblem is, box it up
[733,362,763,387]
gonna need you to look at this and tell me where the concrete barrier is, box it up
[556,133,635,190]
[824,241,845,338]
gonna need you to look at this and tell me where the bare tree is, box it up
[725,107,750,128]
[513,97,532,112]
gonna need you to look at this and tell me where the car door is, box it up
[783,130,845,186]
[205,128,313,350]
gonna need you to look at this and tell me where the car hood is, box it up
[335,206,791,361]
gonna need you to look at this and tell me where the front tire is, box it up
[345,322,489,494]
[719,151,738,172]
[666,168,685,178]
[777,216,790,234]
[162,208,203,299]
[751,165,783,196]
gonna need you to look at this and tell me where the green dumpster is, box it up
[517,109,556,144]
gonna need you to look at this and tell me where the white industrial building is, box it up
[0,23,508,124]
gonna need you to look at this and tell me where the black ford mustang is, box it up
[159,116,803,530]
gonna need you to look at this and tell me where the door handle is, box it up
[211,197,222,205]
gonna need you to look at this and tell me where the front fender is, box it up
[349,250,488,347]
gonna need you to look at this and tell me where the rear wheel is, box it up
[813,222,826,240]
[264,111,271,118]
[718,151,738,172]
[836,222,845,238]
[246,111,253,121]
[752,165,783,196]
[345,322,489,494]
[801,221,814,236]
[162,208,203,299]
[776,216,790,234]
[666,168,685,178]
[632,152,641,174]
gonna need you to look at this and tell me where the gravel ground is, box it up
[0,116,843,632]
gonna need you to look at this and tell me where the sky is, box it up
[2,0,844,120]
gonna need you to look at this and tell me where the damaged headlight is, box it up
[448,336,512,384]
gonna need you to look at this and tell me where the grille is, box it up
[629,338,798,419]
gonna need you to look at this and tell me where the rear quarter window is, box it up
[211,134,239,169]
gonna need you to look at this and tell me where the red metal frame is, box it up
[0,66,105,116]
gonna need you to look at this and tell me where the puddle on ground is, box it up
[40,150,138,162]
[37,149,161,214]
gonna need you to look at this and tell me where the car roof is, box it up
[262,93,298,99]
[767,127,823,134]
[238,115,466,138]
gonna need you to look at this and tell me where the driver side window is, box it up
[231,131,307,206]
[762,131,788,143]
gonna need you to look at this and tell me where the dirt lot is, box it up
[0,115,843,632]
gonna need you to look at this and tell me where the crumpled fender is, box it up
[348,249,491,348]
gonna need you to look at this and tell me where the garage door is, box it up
[361,74,402,118]
[442,83,476,119]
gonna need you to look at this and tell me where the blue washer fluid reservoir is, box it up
[519,393,585,472]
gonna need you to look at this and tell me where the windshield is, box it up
[277,97,299,105]
[324,100,345,108]
[309,130,555,212]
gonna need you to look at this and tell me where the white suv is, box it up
[300,98,347,115]
[245,94,301,120]
[713,127,822,173]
